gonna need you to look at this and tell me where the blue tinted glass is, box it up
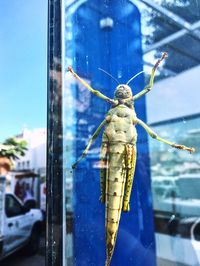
[64,1,155,266]
[63,1,200,266]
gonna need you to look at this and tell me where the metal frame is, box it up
[144,20,200,54]
[136,0,200,74]
[140,0,200,37]
[46,0,64,266]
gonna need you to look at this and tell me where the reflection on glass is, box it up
[63,0,200,266]
[150,115,200,265]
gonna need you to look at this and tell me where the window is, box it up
[47,1,200,265]
[5,194,24,218]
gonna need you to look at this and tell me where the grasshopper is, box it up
[68,53,195,266]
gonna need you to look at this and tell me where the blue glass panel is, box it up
[64,1,155,265]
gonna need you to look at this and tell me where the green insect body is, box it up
[68,53,195,266]
[100,101,138,265]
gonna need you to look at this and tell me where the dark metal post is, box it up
[0,176,5,257]
[46,0,64,265]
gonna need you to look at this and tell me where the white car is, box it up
[152,174,200,217]
[0,192,43,261]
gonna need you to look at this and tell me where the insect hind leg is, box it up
[99,142,108,203]
[123,144,136,212]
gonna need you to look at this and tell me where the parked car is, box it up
[152,174,200,218]
[0,190,43,261]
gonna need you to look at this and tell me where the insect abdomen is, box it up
[105,143,127,265]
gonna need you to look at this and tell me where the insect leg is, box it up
[137,118,195,153]
[72,119,107,169]
[133,52,168,101]
[99,142,108,203]
[123,144,137,212]
[68,67,116,104]
[123,53,167,104]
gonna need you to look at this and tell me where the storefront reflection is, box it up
[150,115,200,265]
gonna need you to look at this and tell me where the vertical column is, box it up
[0,176,5,257]
[46,0,64,265]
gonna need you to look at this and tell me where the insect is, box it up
[68,53,195,266]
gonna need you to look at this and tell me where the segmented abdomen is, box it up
[105,143,126,264]
[100,142,136,265]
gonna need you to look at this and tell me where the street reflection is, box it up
[150,116,200,265]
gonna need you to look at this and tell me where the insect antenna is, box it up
[126,70,145,85]
[98,68,119,84]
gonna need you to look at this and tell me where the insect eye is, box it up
[119,86,124,90]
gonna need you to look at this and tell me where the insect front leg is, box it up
[137,118,195,153]
[124,52,167,104]
[68,67,116,104]
[72,119,108,169]
[133,52,167,100]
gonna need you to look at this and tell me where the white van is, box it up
[0,176,43,261]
